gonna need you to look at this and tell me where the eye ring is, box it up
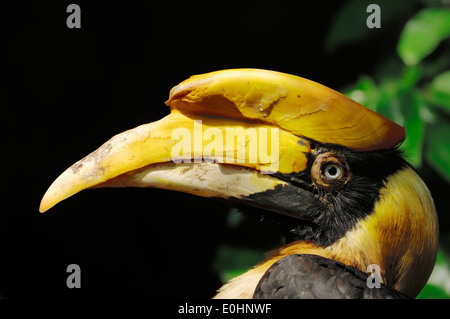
[311,152,351,191]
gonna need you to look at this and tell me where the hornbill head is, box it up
[40,69,438,298]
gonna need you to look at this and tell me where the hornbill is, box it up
[40,69,439,299]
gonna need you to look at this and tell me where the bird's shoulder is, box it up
[253,254,409,299]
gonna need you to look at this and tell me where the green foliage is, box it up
[426,120,450,182]
[429,70,450,111]
[417,249,450,299]
[213,245,265,283]
[417,284,450,299]
[397,8,450,66]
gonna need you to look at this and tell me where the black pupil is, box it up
[327,165,338,176]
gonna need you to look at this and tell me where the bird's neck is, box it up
[324,167,439,298]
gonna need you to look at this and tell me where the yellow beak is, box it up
[39,69,404,213]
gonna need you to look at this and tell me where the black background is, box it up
[2,0,447,299]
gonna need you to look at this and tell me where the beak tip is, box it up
[39,192,54,213]
[166,73,216,108]
[38,203,49,214]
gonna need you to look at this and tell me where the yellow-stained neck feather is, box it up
[214,167,438,299]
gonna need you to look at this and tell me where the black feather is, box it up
[253,254,409,299]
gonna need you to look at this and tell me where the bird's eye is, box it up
[323,164,342,180]
[311,152,351,191]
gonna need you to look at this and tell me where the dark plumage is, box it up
[253,254,409,299]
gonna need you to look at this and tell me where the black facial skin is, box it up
[239,143,408,247]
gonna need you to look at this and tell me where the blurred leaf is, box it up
[373,55,406,83]
[226,208,245,228]
[399,90,425,168]
[423,0,450,6]
[326,0,419,53]
[325,0,371,53]
[417,284,450,299]
[426,118,450,182]
[213,245,264,283]
[376,66,422,123]
[418,249,450,298]
[435,248,450,265]
[398,65,422,90]
[344,76,378,111]
[377,79,404,125]
[220,269,247,284]
[429,70,450,111]
[398,8,450,66]
[419,103,438,124]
